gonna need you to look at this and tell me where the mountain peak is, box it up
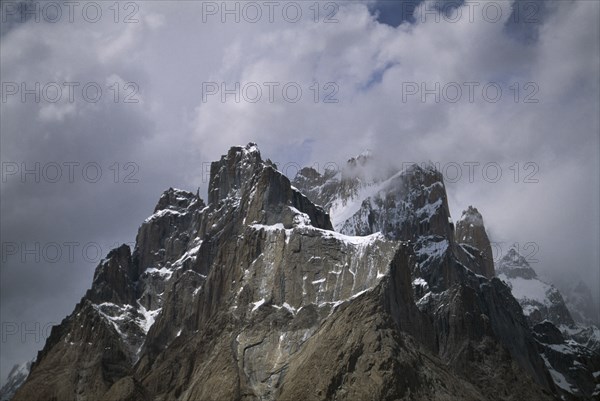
[458,206,484,226]
[14,144,592,401]
[154,188,203,214]
[497,247,537,280]
[208,143,264,204]
[454,206,494,278]
[496,247,577,331]
[503,246,530,266]
[346,149,373,168]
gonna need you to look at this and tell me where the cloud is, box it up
[1,0,598,383]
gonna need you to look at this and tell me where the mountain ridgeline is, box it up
[8,144,599,400]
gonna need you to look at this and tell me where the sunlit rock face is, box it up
[13,143,575,401]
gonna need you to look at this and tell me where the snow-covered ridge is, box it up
[541,354,577,393]
[500,275,554,308]
[415,238,448,261]
[93,302,161,337]
[144,208,185,223]
[327,165,417,231]
[329,177,387,230]
[250,221,386,247]
[496,247,574,327]
[144,267,174,279]
[559,324,600,352]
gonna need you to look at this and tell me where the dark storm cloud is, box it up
[0,3,203,380]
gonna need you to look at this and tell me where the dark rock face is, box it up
[13,299,136,401]
[208,143,263,205]
[535,334,600,400]
[133,187,205,283]
[533,322,566,345]
[13,143,572,401]
[86,245,138,306]
[454,206,495,278]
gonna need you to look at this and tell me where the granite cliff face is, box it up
[12,144,572,400]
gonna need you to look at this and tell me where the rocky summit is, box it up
[454,206,495,279]
[7,143,599,400]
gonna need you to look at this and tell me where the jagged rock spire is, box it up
[496,246,538,279]
[455,206,495,278]
[208,143,263,205]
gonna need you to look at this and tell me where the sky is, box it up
[1,0,599,384]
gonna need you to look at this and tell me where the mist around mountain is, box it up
[561,280,600,327]
[4,144,599,400]
[0,361,31,401]
[495,246,600,398]
[294,150,600,400]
